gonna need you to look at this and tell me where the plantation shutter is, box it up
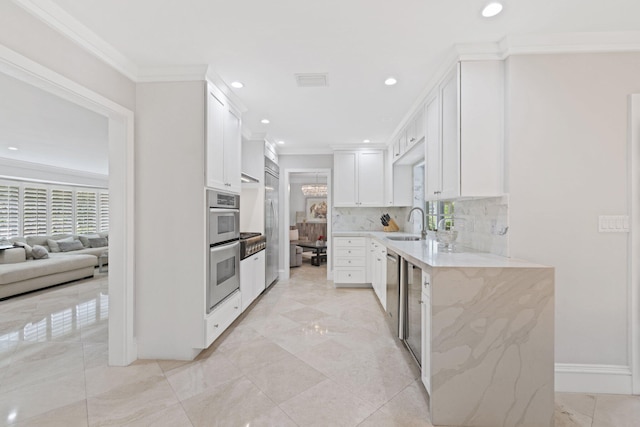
[99,192,109,232]
[50,189,73,234]
[23,187,48,236]
[76,191,97,234]
[0,185,19,239]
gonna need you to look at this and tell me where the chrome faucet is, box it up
[407,207,427,240]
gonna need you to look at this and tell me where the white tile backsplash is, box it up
[453,196,509,257]
[332,207,412,232]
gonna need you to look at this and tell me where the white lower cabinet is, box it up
[371,241,387,308]
[205,290,241,347]
[240,250,266,312]
[421,270,431,394]
[333,237,367,285]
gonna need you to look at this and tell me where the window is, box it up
[76,191,97,234]
[99,192,109,232]
[426,200,454,231]
[0,185,19,239]
[0,180,108,238]
[23,186,48,236]
[51,189,73,234]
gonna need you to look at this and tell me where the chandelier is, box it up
[301,174,327,197]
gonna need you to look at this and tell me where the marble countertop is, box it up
[333,231,549,269]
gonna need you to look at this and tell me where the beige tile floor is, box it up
[0,264,638,426]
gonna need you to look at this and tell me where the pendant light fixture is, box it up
[301,173,327,197]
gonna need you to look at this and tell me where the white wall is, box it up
[0,1,135,110]
[135,81,206,359]
[506,53,640,378]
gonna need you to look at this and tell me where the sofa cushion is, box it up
[0,248,26,264]
[88,237,108,248]
[58,240,84,252]
[47,236,75,253]
[32,245,49,259]
[12,242,33,259]
[26,235,51,249]
[0,255,96,285]
[79,234,100,248]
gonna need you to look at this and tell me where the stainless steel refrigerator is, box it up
[264,157,279,288]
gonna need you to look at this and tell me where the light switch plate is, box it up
[598,215,629,232]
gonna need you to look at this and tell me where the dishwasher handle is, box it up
[386,254,398,263]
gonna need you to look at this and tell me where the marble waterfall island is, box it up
[428,265,554,427]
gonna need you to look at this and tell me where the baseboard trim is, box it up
[555,363,633,394]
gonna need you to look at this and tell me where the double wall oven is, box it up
[207,189,240,313]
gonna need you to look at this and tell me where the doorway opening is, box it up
[283,168,332,281]
[0,46,136,365]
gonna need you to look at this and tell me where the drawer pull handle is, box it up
[214,324,219,328]
[234,306,239,309]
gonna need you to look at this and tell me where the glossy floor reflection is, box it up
[0,265,638,426]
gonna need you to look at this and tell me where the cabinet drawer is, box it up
[336,248,366,258]
[205,290,241,346]
[334,257,365,267]
[334,268,365,284]
[334,237,366,247]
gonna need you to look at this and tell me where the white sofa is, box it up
[0,233,108,299]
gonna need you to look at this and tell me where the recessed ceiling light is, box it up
[277,140,285,145]
[363,139,371,143]
[384,77,397,86]
[261,119,270,124]
[230,81,244,89]
[482,2,503,17]
[8,146,18,151]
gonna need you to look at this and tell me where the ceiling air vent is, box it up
[295,73,328,87]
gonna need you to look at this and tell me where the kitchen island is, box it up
[333,231,554,427]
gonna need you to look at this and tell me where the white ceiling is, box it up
[0,72,108,175]
[9,0,640,158]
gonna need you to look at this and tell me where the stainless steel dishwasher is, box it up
[385,249,401,338]
[402,259,422,366]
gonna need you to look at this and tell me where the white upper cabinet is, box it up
[425,61,504,201]
[206,86,242,194]
[425,94,441,198]
[334,150,384,207]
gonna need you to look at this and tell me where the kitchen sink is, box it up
[387,236,421,241]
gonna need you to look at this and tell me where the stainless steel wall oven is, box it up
[207,190,240,313]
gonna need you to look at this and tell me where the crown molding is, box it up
[242,130,266,141]
[0,156,108,187]
[11,0,139,81]
[137,65,208,83]
[387,31,640,147]
[329,143,387,151]
[205,66,248,113]
[277,146,334,156]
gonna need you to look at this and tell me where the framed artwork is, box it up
[306,198,327,223]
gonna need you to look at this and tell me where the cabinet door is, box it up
[384,147,394,206]
[425,94,441,200]
[440,66,460,199]
[206,91,226,190]
[421,270,431,393]
[240,258,251,312]
[414,105,426,145]
[357,151,384,206]
[334,152,358,207]
[224,108,242,194]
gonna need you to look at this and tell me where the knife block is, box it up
[384,219,400,232]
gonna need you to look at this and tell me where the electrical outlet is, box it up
[598,215,629,232]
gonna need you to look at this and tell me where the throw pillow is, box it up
[13,241,33,259]
[88,237,108,248]
[58,240,84,252]
[79,234,100,248]
[47,236,75,253]
[32,245,49,259]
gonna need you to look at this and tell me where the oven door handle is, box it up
[209,240,240,252]
[209,208,239,214]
